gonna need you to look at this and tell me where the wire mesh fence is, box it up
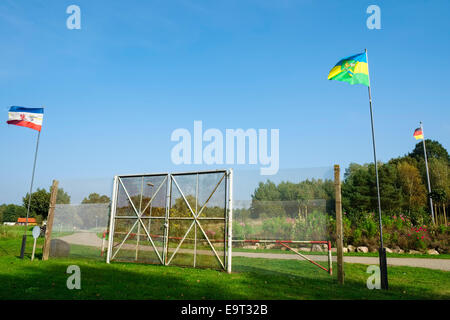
[231,167,335,255]
[107,170,231,271]
[48,166,336,273]
[48,178,111,260]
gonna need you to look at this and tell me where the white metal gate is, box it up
[106,169,233,272]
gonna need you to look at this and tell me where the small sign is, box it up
[32,226,41,239]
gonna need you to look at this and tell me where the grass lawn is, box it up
[0,229,449,300]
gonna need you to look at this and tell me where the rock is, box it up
[347,245,355,252]
[265,244,276,249]
[392,247,404,254]
[408,250,421,254]
[369,247,378,253]
[281,247,287,251]
[427,249,439,255]
[243,245,258,250]
[342,247,348,253]
[49,239,70,257]
[255,243,260,247]
[298,247,311,252]
[311,244,323,252]
[357,246,369,253]
[385,247,393,253]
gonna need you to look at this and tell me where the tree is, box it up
[56,188,71,204]
[397,161,427,214]
[82,193,110,204]
[1,204,27,222]
[409,139,450,163]
[22,188,50,220]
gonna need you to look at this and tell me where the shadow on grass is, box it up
[232,257,450,300]
[0,256,249,300]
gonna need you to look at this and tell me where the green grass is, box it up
[0,233,449,300]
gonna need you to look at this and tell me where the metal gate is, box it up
[106,169,233,272]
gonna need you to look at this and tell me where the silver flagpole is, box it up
[365,48,388,290]
[20,128,41,259]
[420,121,435,224]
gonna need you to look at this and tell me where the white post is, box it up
[31,237,37,261]
[106,176,118,264]
[227,169,233,274]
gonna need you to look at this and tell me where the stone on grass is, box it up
[347,245,355,252]
[49,239,70,257]
[265,244,276,249]
[311,244,323,252]
[408,249,421,254]
[342,247,348,253]
[357,246,369,253]
[427,249,439,255]
[243,245,258,250]
[385,247,393,253]
[298,247,311,252]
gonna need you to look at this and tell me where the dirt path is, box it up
[232,252,450,271]
[58,232,450,271]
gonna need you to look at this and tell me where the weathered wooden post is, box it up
[42,180,59,260]
[334,165,344,284]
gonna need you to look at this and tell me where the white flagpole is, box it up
[420,122,435,224]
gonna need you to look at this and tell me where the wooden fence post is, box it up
[42,180,58,261]
[334,165,344,284]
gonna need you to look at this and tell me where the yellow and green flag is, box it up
[328,52,370,86]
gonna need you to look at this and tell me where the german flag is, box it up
[413,128,424,140]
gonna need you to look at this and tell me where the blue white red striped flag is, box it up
[7,106,44,131]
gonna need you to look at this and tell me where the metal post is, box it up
[194,173,198,268]
[136,176,144,261]
[420,122,435,224]
[106,176,119,264]
[163,174,172,265]
[366,48,388,290]
[20,130,41,259]
[227,169,233,274]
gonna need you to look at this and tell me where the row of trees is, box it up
[246,140,449,226]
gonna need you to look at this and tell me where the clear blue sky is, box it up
[1,0,449,204]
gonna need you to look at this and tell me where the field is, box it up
[0,226,449,300]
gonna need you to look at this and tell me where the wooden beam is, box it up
[334,165,344,284]
[42,180,59,261]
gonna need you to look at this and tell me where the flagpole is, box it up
[19,129,41,259]
[365,48,388,290]
[420,122,435,224]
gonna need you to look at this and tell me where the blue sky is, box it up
[1,0,449,204]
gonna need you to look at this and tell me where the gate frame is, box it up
[106,169,233,273]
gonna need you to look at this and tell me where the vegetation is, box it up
[82,193,110,204]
